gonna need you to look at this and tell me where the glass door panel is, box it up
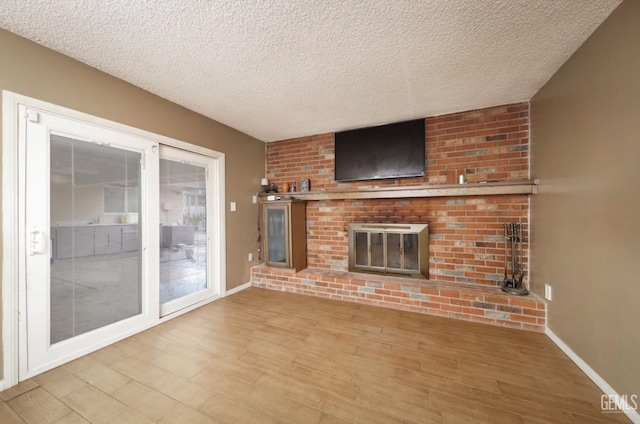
[386,233,402,270]
[403,233,419,270]
[354,232,368,266]
[49,135,142,344]
[266,207,287,263]
[159,146,215,316]
[370,232,385,267]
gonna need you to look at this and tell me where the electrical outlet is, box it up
[252,195,257,204]
[230,201,237,212]
[545,284,552,301]
[248,253,253,261]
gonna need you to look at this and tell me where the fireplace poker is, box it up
[511,223,517,283]
[518,223,524,286]
[503,223,508,283]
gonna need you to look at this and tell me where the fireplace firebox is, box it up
[347,223,429,279]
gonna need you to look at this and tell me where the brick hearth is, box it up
[251,265,546,332]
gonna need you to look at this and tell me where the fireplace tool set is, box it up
[502,223,529,296]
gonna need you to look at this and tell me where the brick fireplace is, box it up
[251,102,546,331]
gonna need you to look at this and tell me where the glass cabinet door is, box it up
[262,200,306,271]
[266,206,288,265]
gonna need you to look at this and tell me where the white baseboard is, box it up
[226,281,251,296]
[546,328,640,423]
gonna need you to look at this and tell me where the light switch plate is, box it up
[544,284,552,301]
[230,201,237,212]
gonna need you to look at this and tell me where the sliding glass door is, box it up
[10,96,224,384]
[22,107,159,379]
[159,146,218,316]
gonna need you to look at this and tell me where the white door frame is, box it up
[1,91,226,390]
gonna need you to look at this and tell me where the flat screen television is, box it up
[334,118,426,182]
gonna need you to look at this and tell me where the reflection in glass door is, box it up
[159,146,215,316]
[49,135,142,344]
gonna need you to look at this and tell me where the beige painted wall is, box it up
[530,0,639,398]
[0,30,265,379]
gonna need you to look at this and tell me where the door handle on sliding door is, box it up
[29,227,48,255]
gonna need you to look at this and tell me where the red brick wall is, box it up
[265,103,530,286]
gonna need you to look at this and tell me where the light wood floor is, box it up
[0,287,631,423]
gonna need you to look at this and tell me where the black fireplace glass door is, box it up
[370,232,385,267]
[403,233,419,270]
[386,233,401,269]
[354,232,368,266]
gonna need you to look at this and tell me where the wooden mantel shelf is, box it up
[260,180,538,202]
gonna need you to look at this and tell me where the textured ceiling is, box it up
[0,1,621,142]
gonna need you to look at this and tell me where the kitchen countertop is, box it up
[52,223,138,227]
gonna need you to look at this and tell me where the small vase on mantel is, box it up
[281,182,290,193]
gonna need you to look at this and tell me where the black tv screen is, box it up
[334,118,426,182]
